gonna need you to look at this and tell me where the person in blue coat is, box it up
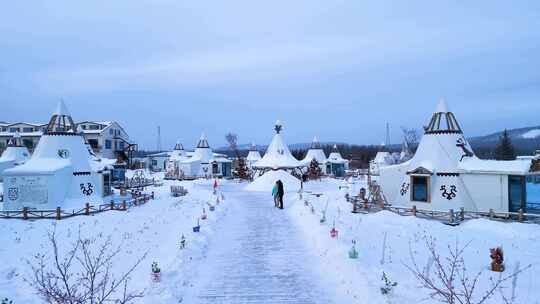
[276,180,284,209]
[272,181,279,207]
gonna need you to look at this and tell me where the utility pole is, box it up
[385,122,390,147]
[157,126,162,152]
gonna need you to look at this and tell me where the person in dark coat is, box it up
[276,180,284,209]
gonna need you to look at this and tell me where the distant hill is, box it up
[468,126,540,157]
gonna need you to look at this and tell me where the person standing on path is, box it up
[272,181,279,207]
[277,180,284,209]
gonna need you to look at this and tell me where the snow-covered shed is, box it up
[0,133,30,181]
[379,100,540,214]
[246,144,262,169]
[301,137,327,171]
[326,145,349,177]
[2,101,103,210]
[252,121,305,174]
[175,135,232,178]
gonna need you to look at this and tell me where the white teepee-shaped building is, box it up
[175,134,232,178]
[252,120,304,171]
[246,143,262,168]
[301,136,327,170]
[3,101,102,210]
[379,99,539,213]
[0,133,30,180]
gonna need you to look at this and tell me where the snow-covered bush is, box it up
[1,298,13,304]
[26,228,147,304]
[405,236,530,304]
[380,271,398,295]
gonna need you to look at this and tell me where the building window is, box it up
[88,139,99,149]
[212,163,219,174]
[109,129,114,135]
[105,140,112,149]
[9,127,20,133]
[89,125,100,130]
[411,176,429,202]
[22,127,34,132]
[119,142,125,150]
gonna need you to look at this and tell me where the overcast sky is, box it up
[2,1,539,149]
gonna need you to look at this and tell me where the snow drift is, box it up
[245,170,301,192]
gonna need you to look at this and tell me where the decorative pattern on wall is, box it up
[400,182,409,196]
[80,183,94,196]
[8,188,19,201]
[456,138,473,161]
[440,185,457,200]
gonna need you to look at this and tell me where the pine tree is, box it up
[494,129,516,160]
[235,157,250,180]
[308,159,322,180]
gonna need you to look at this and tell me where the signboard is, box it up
[15,176,48,205]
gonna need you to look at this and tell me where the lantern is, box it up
[330,221,338,238]
[193,219,200,233]
[201,208,207,220]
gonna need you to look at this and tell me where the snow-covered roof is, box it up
[252,121,304,169]
[327,145,347,164]
[302,137,327,165]
[459,158,532,175]
[0,146,30,166]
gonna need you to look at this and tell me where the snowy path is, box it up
[181,186,338,303]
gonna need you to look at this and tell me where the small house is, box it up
[3,101,103,210]
[379,100,540,214]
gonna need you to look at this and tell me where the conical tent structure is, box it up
[301,137,327,166]
[252,121,304,170]
[0,133,30,180]
[3,101,102,210]
[170,141,187,160]
[379,99,536,213]
[246,143,262,169]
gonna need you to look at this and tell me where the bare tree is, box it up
[27,227,147,304]
[225,132,239,158]
[404,236,531,304]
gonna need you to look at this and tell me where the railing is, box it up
[0,192,154,220]
[343,195,540,224]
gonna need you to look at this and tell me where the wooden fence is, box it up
[0,192,154,220]
[344,196,540,225]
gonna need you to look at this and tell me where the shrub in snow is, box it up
[151,262,161,283]
[1,298,13,304]
[405,236,530,304]
[26,228,146,304]
[380,271,398,295]
[179,234,186,249]
[348,240,358,259]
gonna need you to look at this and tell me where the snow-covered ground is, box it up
[291,178,540,304]
[1,176,539,303]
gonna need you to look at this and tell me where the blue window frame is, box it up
[105,140,112,149]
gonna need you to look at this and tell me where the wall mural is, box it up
[456,138,473,161]
[8,187,19,201]
[400,182,409,196]
[440,185,457,200]
[80,183,94,196]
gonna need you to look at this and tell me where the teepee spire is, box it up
[425,99,462,134]
[46,100,77,134]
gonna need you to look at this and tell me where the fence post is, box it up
[110,201,115,210]
[56,207,61,220]
[449,209,454,224]
[151,191,155,200]
[460,207,465,221]
[122,200,127,210]
[518,208,524,222]
[85,203,90,215]
[412,205,417,217]
[489,209,494,219]
[23,207,28,220]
